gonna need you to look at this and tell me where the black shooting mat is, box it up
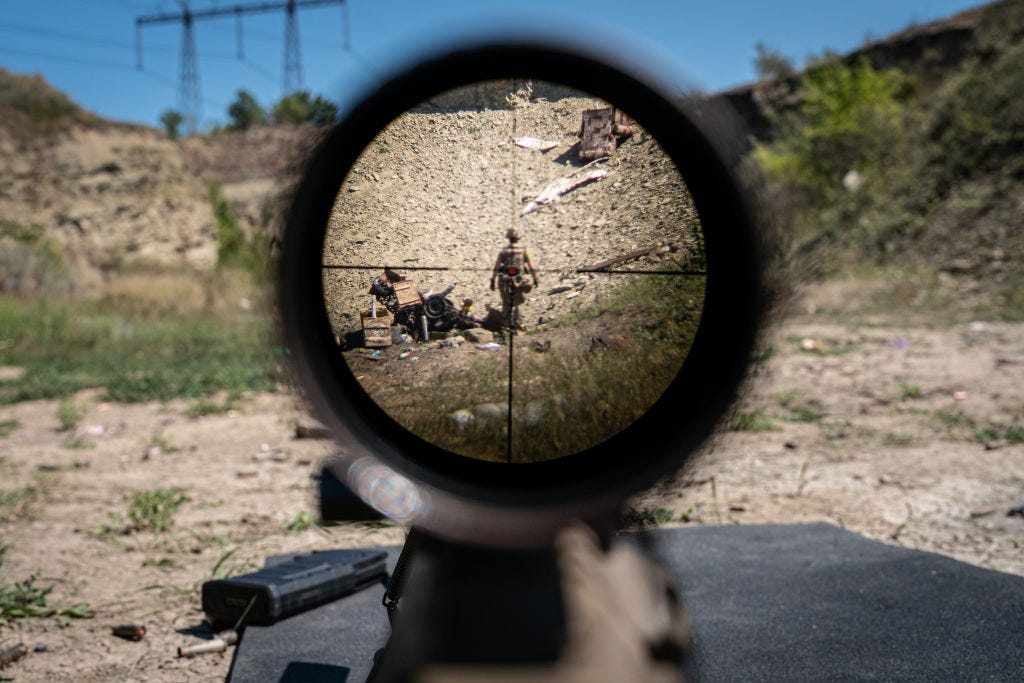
[228,524,1024,682]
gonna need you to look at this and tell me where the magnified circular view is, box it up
[322,79,706,463]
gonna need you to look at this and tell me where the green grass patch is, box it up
[56,398,82,431]
[624,506,675,527]
[143,557,177,571]
[126,488,189,533]
[186,395,237,418]
[819,420,853,440]
[284,510,318,533]
[897,381,922,400]
[60,436,94,450]
[0,565,92,626]
[777,390,823,422]
[0,418,19,437]
[367,274,705,462]
[0,485,43,521]
[723,407,776,432]
[974,422,1024,444]
[885,432,915,446]
[0,297,282,404]
[935,410,976,428]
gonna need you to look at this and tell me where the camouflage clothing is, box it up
[490,240,538,331]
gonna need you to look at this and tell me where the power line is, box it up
[136,0,350,134]
[0,19,238,60]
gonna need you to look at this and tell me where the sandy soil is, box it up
[1,292,1022,681]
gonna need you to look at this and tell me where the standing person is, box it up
[490,228,539,333]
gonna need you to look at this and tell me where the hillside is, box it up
[724,0,1024,319]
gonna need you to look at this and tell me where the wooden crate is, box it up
[361,309,392,348]
[578,108,615,160]
[392,280,421,310]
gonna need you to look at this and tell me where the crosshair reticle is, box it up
[321,80,706,463]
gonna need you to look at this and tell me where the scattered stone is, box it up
[0,643,28,668]
[1007,504,1024,518]
[73,460,90,469]
[295,422,331,439]
[78,425,106,438]
[729,505,747,513]
[548,285,573,295]
[784,441,798,450]
[984,439,1008,451]
[449,410,474,427]
[531,340,551,353]
[33,641,48,653]
[476,343,502,351]
[537,316,554,325]
[565,291,580,299]
[254,445,288,462]
[37,462,60,472]
[800,338,822,351]
[953,391,968,401]
[441,337,463,348]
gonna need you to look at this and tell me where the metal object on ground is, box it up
[578,107,636,160]
[202,549,387,626]
[111,624,147,641]
[178,630,238,658]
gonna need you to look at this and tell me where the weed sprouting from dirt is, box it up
[777,390,824,422]
[56,398,82,432]
[186,395,238,418]
[0,485,42,522]
[0,419,19,437]
[898,382,922,400]
[125,488,189,533]
[886,432,916,446]
[0,559,93,626]
[723,407,776,432]
[284,510,319,533]
[974,422,1024,445]
[623,506,675,528]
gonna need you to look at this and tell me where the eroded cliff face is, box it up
[0,70,220,294]
[719,2,988,143]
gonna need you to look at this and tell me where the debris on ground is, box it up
[578,107,635,160]
[579,244,662,272]
[111,624,146,641]
[178,629,238,658]
[0,643,28,668]
[1007,504,1024,518]
[294,422,331,439]
[521,163,610,216]
[514,136,558,151]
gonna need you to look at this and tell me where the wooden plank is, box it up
[578,108,616,160]
[579,245,659,272]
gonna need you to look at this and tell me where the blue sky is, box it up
[2,0,987,129]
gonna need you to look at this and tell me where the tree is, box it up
[271,91,339,125]
[227,90,267,130]
[754,43,796,81]
[755,57,911,195]
[160,109,184,140]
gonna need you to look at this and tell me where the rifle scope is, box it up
[278,38,768,547]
